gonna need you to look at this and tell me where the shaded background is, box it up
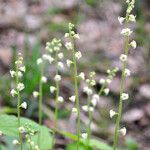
[0,0,150,150]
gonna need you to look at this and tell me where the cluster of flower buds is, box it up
[10,53,27,109]
[24,123,39,150]
[99,67,118,95]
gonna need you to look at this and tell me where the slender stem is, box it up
[87,96,92,147]
[16,64,23,150]
[39,65,44,125]
[69,31,80,149]
[98,83,106,95]
[113,17,129,150]
[52,51,59,150]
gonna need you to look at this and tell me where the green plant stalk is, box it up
[69,31,81,150]
[15,64,23,150]
[87,96,92,147]
[98,83,106,95]
[52,51,59,150]
[38,65,44,125]
[113,17,129,150]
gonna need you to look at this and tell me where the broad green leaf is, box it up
[66,142,92,150]
[0,115,52,150]
[89,139,113,150]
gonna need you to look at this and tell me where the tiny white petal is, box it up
[104,88,110,95]
[121,93,129,100]
[124,69,131,77]
[120,54,127,62]
[75,51,82,60]
[81,133,88,139]
[121,28,132,36]
[78,72,85,80]
[33,91,39,98]
[10,89,18,97]
[99,78,105,84]
[50,86,56,93]
[58,53,64,59]
[58,96,64,103]
[69,95,76,102]
[12,139,19,145]
[10,70,16,77]
[118,16,125,25]
[83,87,93,95]
[36,58,43,65]
[65,42,72,50]
[19,126,26,133]
[54,74,61,82]
[41,76,47,83]
[19,66,26,72]
[129,14,136,22]
[66,59,73,68]
[72,107,78,114]
[20,102,27,109]
[119,127,127,136]
[109,110,117,118]
[130,40,137,49]
[17,83,25,91]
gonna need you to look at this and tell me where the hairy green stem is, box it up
[69,31,80,150]
[113,17,129,150]
[16,64,23,150]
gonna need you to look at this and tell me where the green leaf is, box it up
[66,142,92,150]
[89,139,113,150]
[0,115,52,150]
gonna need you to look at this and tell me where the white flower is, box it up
[120,54,127,62]
[58,62,64,69]
[0,130,2,136]
[41,76,47,83]
[91,98,97,107]
[58,53,64,59]
[104,88,110,95]
[42,54,54,64]
[72,107,78,114]
[75,51,82,60]
[20,102,27,109]
[82,105,88,112]
[83,87,93,95]
[74,34,80,39]
[121,93,129,100]
[124,69,131,77]
[10,70,16,77]
[78,72,85,80]
[69,95,76,102]
[17,83,25,91]
[19,126,26,133]
[10,89,18,97]
[121,28,133,36]
[18,71,23,78]
[119,127,127,136]
[129,14,136,22]
[50,86,56,93]
[109,110,117,118]
[19,66,26,72]
[36,58,43,65]
[65,42,72,50]
[33,91,39,98]
[118,16,125,25]
[34,145,39,150]
[106,79,112,84]
[12,139,19,145]
[99,78,105,84]
[91,94,99,107]
[54,74,61,82]
[126,0,130,3]
[130,40,136,49]
[81,133,88,139]
[64,33,69,38]
[82,105,93,112]
[58,96,64,103]
[66,59,73,67]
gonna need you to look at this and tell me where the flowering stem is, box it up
[52,51,59,150]
[69,30,80,149]
[38,65,44,125]
[15,64,23,150]
[98,84,106,95]
[113,17,129,150]
[87,96,92,147]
